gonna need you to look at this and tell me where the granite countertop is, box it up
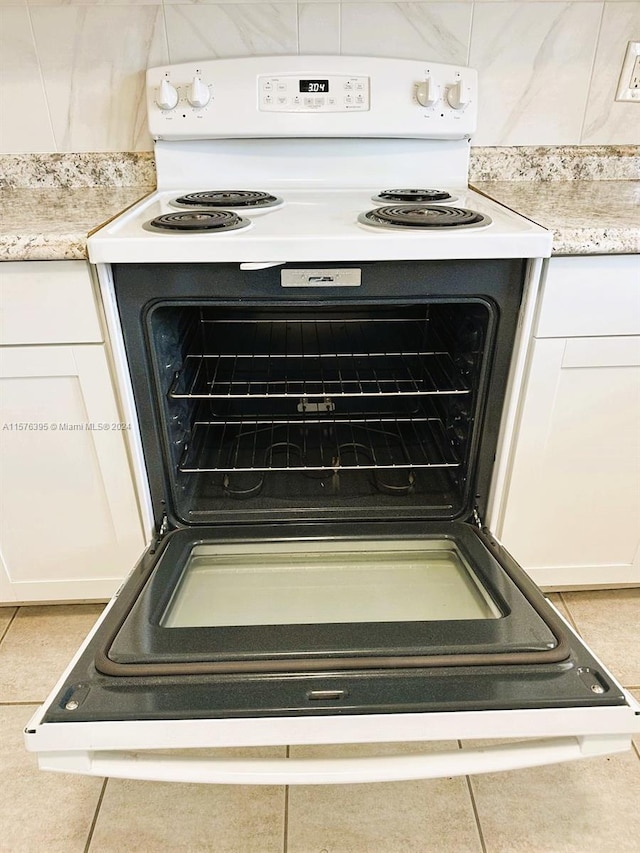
[3,180,637,261]
[0,187,151,261]
[1,149,638,260]
[472,180,640,255]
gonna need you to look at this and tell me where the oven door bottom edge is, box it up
[25,702,640,784]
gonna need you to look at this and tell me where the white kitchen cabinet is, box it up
[0,261,144,603]
[495,255,640,589]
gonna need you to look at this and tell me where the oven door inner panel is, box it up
[40,522,628,725]
[98,524,565,674]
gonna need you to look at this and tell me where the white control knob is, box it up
[416,77,439,107]
[188,77,210,108]
[447,79,471,110]
[156,79,178,111]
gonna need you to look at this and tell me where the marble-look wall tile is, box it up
[340,3,472,64]
[164,0,286,5]
[470,3,603,145]
[165,5,298,63]
[1,1,637,152]
[0,7,56,152]
[26,0,159,6]
[29,6,168,152]
[299,3,341,54]
[582,2,640,144]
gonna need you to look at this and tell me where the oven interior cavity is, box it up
[147,300,492,524]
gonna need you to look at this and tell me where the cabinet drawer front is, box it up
[536,256,640,339]
[562,336,640,369]
[0,261,103,345]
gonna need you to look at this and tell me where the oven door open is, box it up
[94,524,568,675]
[24,519,640,784]
[23,259,640,781]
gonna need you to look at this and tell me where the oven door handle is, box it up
[39,735,629,785]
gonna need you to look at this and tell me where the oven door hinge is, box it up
[151,514,170,553]
[471,507,483,529]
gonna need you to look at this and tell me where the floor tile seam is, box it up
[283,745,290,853]
[0,607,19,645]
[0,700,42,707]
[84,776,108,853]
[556,592,581,635]
[463,764,488,853]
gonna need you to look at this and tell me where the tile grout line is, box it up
[83,777,108,853]
[463,760,488,853]
[0,607,19,646]
[283,745,290,853]
[556,592,581,635]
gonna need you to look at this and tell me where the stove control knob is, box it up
[416,77,439,107]
[447,78,471,110]
[156,79,179,111]
[188,76,211,108]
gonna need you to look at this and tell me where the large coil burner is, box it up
[358,205,490,231]
[145,210,251,233]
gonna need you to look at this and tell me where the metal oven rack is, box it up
[167,318,474,481]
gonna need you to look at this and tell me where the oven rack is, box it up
[178,416,461,474]
[168,351,470,400]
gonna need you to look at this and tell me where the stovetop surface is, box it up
[89,186,552,264]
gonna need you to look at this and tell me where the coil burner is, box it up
[145,210,251,233]
[358,205,491,231]
[372,188,456,204]
[172,190,283,210]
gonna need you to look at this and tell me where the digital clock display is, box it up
[299,79,329,93]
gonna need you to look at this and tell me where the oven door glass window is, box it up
[102,525,567,675]
[161,541,501,628]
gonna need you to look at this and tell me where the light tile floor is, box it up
[1,591,638,853]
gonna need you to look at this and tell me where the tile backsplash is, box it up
[1,1,639,153]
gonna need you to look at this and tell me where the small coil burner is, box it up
[145,210,250,233]
[172,190,283,210]
[372,188,456,204]
[358,205,490,231]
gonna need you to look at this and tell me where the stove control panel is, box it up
[147,56,478,140]
[258,75,370,112]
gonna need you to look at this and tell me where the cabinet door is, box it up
[0,260,103,345]
[0,345,144,602]
[499,335,640,588]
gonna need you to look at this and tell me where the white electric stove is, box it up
[88,55,551,264]
[26,55,639,787]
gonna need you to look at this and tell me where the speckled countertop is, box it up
[1,148,638,260]
[1,187,151,261]
[471,180,639,255]
[0,153,154,261]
